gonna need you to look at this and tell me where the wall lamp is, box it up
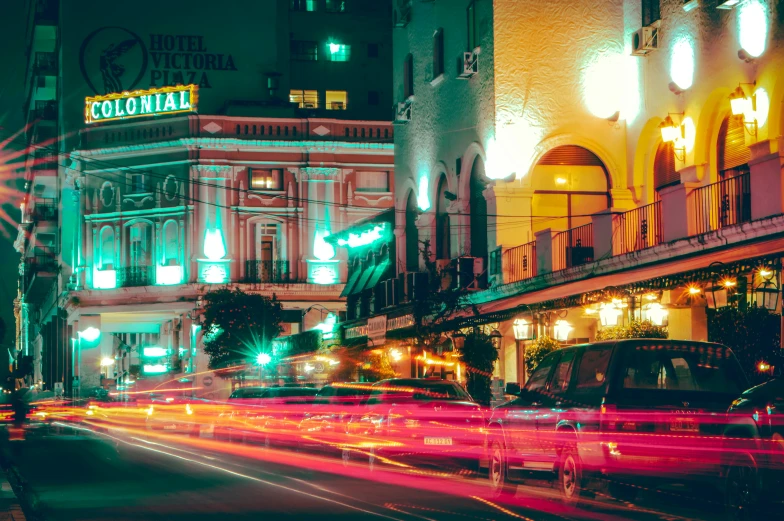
[659,113,687,161]
[729,83,758,137]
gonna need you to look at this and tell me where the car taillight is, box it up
[599,399,617,431]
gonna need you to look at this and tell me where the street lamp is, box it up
[489,329,502,350]
[512,318,533,341]
[257,352,271,385]
[754,267,779,311]
[553,320,573,342]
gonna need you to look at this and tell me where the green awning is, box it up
[353,264,377,295]
[340,268,364,297]
[364,260,390,292]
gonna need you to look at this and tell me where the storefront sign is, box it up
[368,315,387,345]
[85,84,198,124]
[387,314,415,331]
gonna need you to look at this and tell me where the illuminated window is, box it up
[99,226,114,270]
[466,1,476,50]
[325,42,351,62]
[290,0,317,11]
[128,173,147,194]
[290,89,319,108]
[249,169,284,191]
[403,53,414,98]
[325,0,345,12]
[641,0,660,27]
[433,28,444,78]
[290,40,318,61]
[326,90,347,110]
[163,221,178,265]
[356,171,389,192]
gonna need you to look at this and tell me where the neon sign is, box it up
[336,223,389,249]
[85,84,198,124]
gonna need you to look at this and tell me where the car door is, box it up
[499,351,560,470]
[535,348,578,470]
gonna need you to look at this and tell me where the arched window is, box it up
[405,191,419,271]
[653,141,678,192]
[435,176,451,260]
[717,115,751,179]
[98,226,114,270]
[163,221,179,265]
[469,158,488,259]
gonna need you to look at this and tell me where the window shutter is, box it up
[718,116,751,172]
[654,141,679,190]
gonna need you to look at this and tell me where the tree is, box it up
[707,306,782,385]
[524,336,560,375]
[595,320,668,341]
[201,288,283,373]
[457,332,498,406]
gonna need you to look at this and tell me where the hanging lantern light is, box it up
[489,329,503,349]
[512,318,533,341]
[642,303,669,326]
[754,267,779,311]
[553,320,573,342]
[706,278,736,309]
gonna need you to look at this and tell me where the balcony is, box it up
[618,202,662,254]
[31,198,57,222]
[23,251,58,303]
[117,266,154,288]
[553,224,594,271]
[690,173,751,235]
[244,260,291,283]
[503,241,537,284]
[33,52,57,76]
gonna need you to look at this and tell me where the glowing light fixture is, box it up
[143,346,168,357]
[553,320,572,342]
[754,267,779,310]
[204,229,227,261]
[389,348,403,362]
[512,318,533,341]
[670,38,695,91]
[143,364,168,374]
[417,175,430,211]
[202,264,228,284]
[599,302,623,327]
[329,42,341,54]
[313,225,336,261]
[311,313,338,340]
[78,327,101,343]
[304,363,315,373]
[738,0,768,58]
[555,177,567,186]
[336,223,389,249]
[730,85,768,137]
[156,265,183,286]
[257,352,272,366]
[100,357,115,367]
[659,114,688,161]
[642,303,669,327]
[688,285,701,296]
[93,269,117,290]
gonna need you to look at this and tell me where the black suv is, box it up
[486,339,748,503]
[723,377,784,520]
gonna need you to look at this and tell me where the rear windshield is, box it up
[229,388,267,399]
[620,344,746,395]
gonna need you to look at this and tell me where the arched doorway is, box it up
[531,145,610,233]
[716,114,751,225]
[435,175,451,260]
[653,141,678,197]
[405,191,419,271]
[469,157,488,259]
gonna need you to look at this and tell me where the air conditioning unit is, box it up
[405,271,429,301]
[631,25,659,56]
[435,259,454,290]
[457,49,479,79]
[395,100,412,123]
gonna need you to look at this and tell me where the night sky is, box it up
[0,0,28,378]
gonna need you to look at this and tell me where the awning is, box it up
[363,260,390,292]
[353,263,378,294]
[340,268,364,297]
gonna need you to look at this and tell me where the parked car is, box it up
[344,378,485,470]
[298,383,372,458]
[215,386,319,446]
[144,396,211,437]
[722,377,784,520]
[486,339,748,504]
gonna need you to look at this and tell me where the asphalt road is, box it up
[0,422,724,521]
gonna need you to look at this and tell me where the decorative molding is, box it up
[163,175,179,202]
[123,196,154,208]
[247,193,285,207]
[353,195,393,207]
[238,181,246,206]
[300,167,341,178]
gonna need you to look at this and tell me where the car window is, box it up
[279,388,318,397]
[525,352,559,392]
[621,344,745,394]
[549,350,575,393]
[575,346,613,390]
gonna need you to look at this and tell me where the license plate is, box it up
[163,424,178,430]
[670,418,698,432]
[424,437,453,446]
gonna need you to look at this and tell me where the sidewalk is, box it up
[0,471,25,521]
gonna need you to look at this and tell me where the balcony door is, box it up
[254,223,278,282]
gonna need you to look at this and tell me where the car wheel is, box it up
[559,445,583,505]
[725,457,760,521]
[488,438,517,499]
[607,481,638,503]
[342,448,351,467]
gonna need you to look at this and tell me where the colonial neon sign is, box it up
[85,84,198,124]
